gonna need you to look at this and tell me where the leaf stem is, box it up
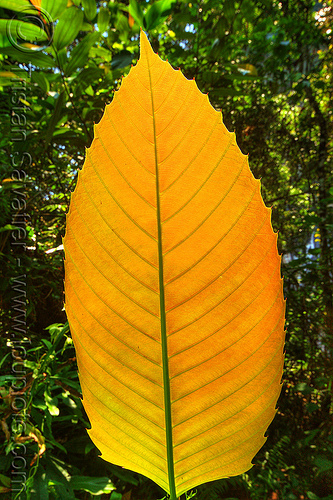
[145,39,177,500]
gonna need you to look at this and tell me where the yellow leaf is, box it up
[29,0,42,7]
[0,71,19,78]
[128,13,135,28]
[64,31,285,499]
[237,63,258,76]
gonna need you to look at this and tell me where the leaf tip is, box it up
[139,29,154,60]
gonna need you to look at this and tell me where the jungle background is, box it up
[0,0,332,498]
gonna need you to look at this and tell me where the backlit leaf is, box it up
[64,31,285,499]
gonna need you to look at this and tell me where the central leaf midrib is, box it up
[146,51,177,499]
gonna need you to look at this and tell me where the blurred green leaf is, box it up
[41,0,67,20]
[303,428,321,445]
[65,31,100,75]
[0,474,10,488]
[144,0,175,30]
[0,224,20,232]
[295,382,312,395]
[306,402,318,414]
[0,0,30,13]
[111,493,123,500]
[45,91,66,147]
[81,20,94,31]
[0,18,47,41]
[201,69,218,83]
[44,390,60,416]
[241,0,255,21]
[97,6,110,33]
[115,11,130,40]
[304,214,321,224]
[84,84,94,95]
[224,0,235,21]
[31,70,51,92]
[129,0,144,27]
[69,476,115,495]
[89,45,111,61]
[73,66,104,96]
[107,464,139,486]
[225,73,259,81]
[307,492,320,500]
[111,49,133,69]
[44,458,75,500]
[30,467,49,500]
[0,72,19,85]
[210,87,243,96]
[0,179,25,190]
[313,456,333,473]
[55,45,67,68]
[53,6,83,50]
[0,45,56,67]
[82,0,96,21]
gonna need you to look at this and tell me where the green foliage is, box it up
[0,0,332,499]
[0,323,119,499]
